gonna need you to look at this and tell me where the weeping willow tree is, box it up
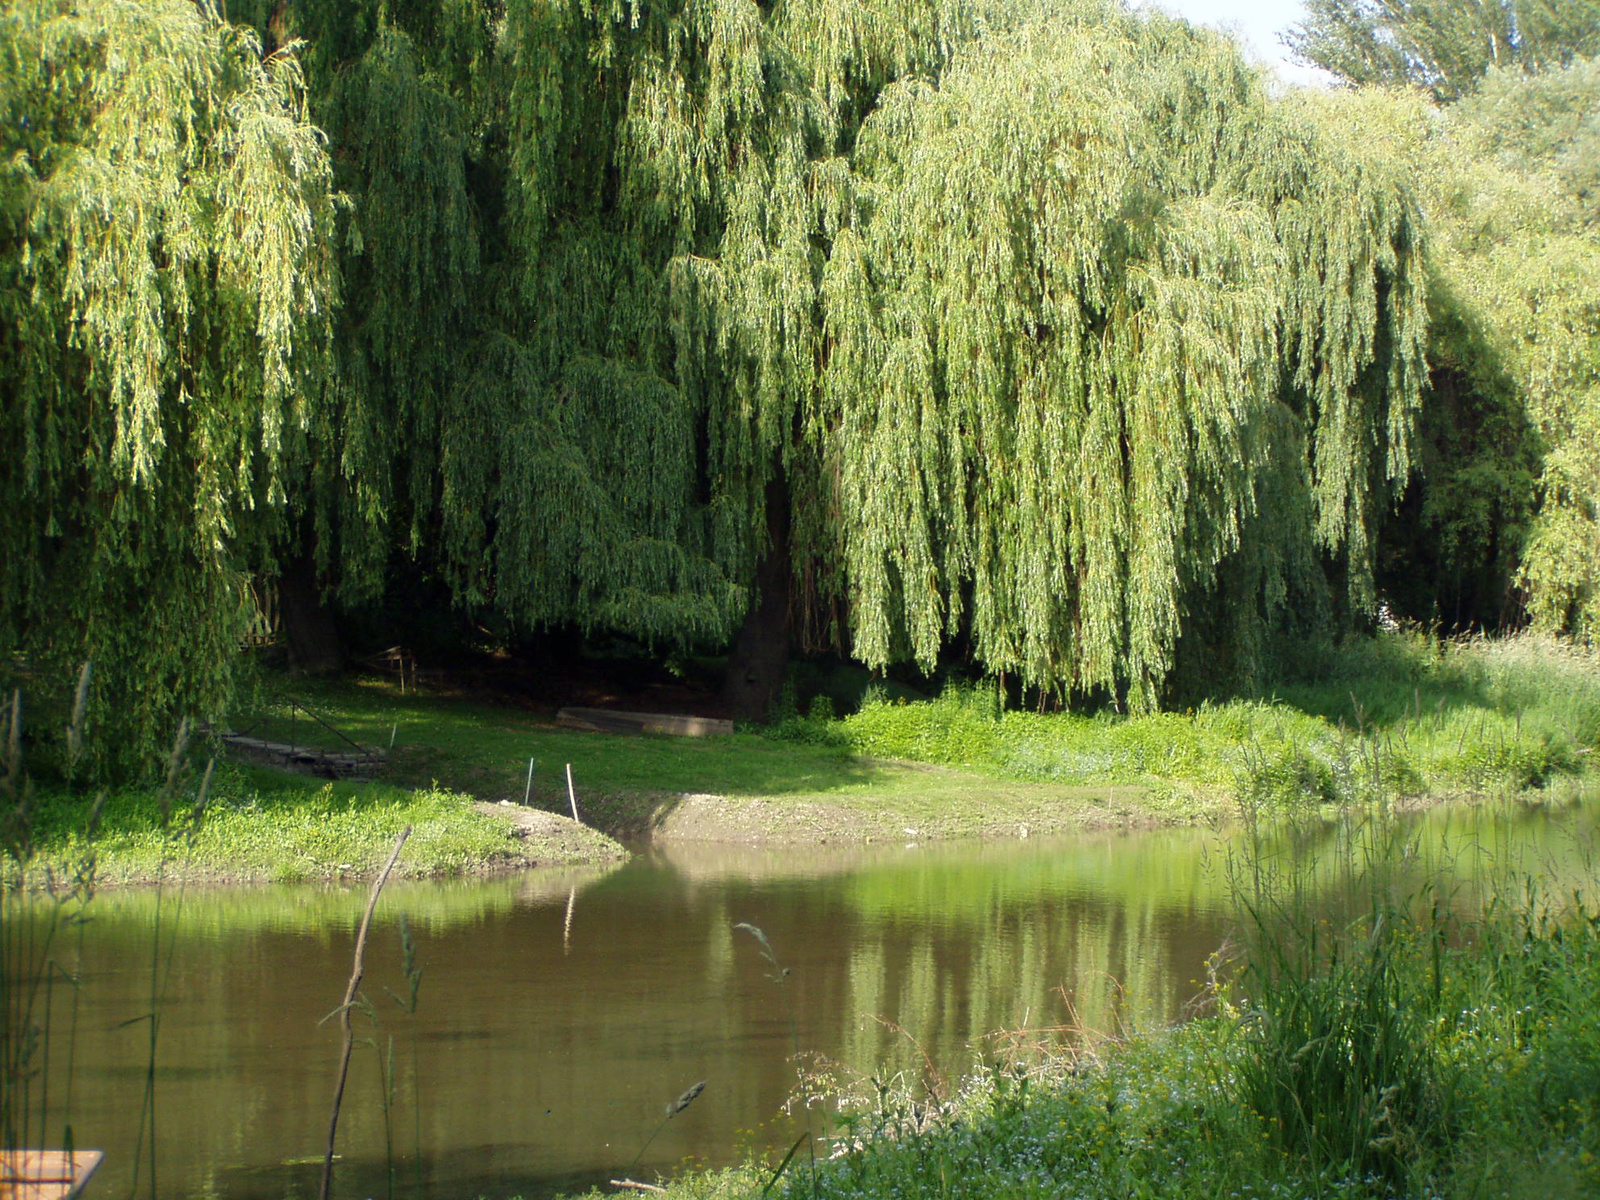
[426,0,1025,712]
[816,10,1426,708]
[200,0,1429,717]
[0,0,339,770]
[197,0,494,673]
[2,0,1436,765]
[430,0,1428,714]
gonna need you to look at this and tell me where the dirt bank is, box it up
[577,776,1217,845]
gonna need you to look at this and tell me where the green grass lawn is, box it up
[11,766,625,888]
[226,674,1174,839]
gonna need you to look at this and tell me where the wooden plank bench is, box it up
[556,707,734,738]
[1,1150,103,1200]
[220,733,384,779]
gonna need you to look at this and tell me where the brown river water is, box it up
[12,800,1596,1200]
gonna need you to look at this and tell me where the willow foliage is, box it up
[3,0,1438,765]
[305,24,480,597]
[449,0,1018,639]
[823,11,1425,707]
[478,0,1426,708]
[0,0,338,769]
[1421,59,1600,638]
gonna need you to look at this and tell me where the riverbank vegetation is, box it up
[222,627,1600,818]
[13,628,1594,885]
[10,770,623,887]
[2,686,624,887]
[781,630,1600,808]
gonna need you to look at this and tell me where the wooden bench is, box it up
[556,707,734,737]
[1,1150,103,1200]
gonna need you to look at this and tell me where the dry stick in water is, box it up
[320,825,412,1200]
[621,1080,706,1181]
[565,763,580,823]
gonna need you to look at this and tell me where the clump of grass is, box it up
[377,914,427,1200]
[3,668,222,1200]
[833,683,1003,765]
[1231,894,1456,1187]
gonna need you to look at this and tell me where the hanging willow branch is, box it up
[0,0,339,773]
[3,0,1444,773]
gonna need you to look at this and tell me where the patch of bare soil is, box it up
[627,788,1187,845]
[649,794,879,843]
[470,801,628,866]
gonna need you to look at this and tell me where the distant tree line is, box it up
[1,0,1595,774]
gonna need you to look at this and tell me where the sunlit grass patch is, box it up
[771,631,1600,810]
[15,762,620,886]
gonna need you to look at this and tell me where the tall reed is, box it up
[735,924,819,1200]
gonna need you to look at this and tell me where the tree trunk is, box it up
[722,478,791,724]
[278,553,344,675]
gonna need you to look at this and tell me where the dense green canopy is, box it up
[11,0,1582,773]
[0,0,339,769]
[1287,0,1600,100]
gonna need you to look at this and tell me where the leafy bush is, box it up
[840,683,1003,765]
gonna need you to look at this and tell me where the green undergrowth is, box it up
[771,631,1600,810]
[33,629,1584,883]
[228,677,1162,836]
[9,760,623,887]
[559,813,1600,1200]
[196,630,1600,856]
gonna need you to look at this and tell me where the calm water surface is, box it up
[25,800,1598,1200]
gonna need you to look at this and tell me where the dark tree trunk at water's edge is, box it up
[278,553,344,675]
[722,477,791,723]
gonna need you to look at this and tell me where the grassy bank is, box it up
[250,630,1597,833]
[567,813,1600,1200]
[11,766,623,887]
[3,705,628,887]
[9,631,1597,884]
[223,678,1203,841]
